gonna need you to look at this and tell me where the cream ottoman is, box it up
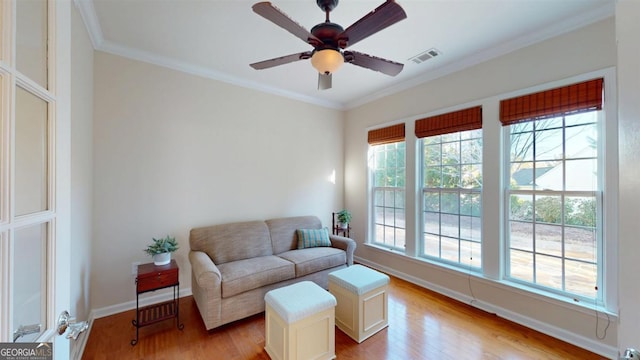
[328,265,390,343]
[264,281,337,360]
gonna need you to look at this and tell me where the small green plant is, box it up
[144,236,179,256]
[336,209,352,225]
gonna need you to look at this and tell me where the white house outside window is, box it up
[501,78,604,301]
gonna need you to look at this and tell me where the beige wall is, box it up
[91,52,344,309]
[615,0,640,353]
[70,1,94,339]
[344,18,619,357]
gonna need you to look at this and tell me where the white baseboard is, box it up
[354,256,618,359]
[90,287,192,319]
[77,261,620,359]
[70,314,93,360]
[74,288,192,359]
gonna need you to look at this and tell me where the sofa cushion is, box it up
[267,216,322,255]
[190,220,273,264]
[277,247,347,277]
[218,255,295,298]
[297,228,331,249]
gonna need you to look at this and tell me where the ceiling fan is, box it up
[250,0,407,90]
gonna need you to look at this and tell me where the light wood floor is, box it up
[82,275,605,359]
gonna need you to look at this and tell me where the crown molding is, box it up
[72,1,342,109]
[73,0,104,49]
[344,2,615,110]
[72,0,613,111]
[97,40,343,109]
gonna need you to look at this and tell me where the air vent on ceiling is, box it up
[409,48,442,64]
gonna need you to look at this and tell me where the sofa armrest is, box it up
[189,250,222,289]
[189,250,224,330]
[329,234,356,266]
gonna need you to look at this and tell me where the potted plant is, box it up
[144,235,179,265]
[336,209,352,229]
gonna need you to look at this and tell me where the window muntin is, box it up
[507,111,600,300]
[420,129,482,269]
[371,141,405,251]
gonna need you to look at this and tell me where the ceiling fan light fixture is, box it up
[311,49,344,75]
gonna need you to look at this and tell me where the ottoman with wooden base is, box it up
[328,265,390,343]
[264,281,337,360]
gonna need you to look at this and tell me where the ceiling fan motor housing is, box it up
[310,22,344,51]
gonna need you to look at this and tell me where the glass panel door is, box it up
[12,223,47,343]
[15,86,48,216]
[0,1,69,354]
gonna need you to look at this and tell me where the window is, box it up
[368,124,406,251]
[417,107,482,268]
[363,74,614,316]
[501,78,603,300]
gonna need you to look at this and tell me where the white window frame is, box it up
[418,129,483,270]
[501,69,617,310]
[368,140,406,252]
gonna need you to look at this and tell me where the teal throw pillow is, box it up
[297,228,331,249]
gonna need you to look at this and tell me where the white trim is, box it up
[72,0,103,49]
[0,0,13,344]
[70,312,93,360]
[90,287,192,320]
[600,68,618,314]
[51,0,73,356]
[78,287,192,357]
[97,40,343,110]
[345,3,615,110]
[0,71,8,227]
[355,255,618,359]
[364,242,614,316]
[71,1,614,111]
[14,75,56,103]
[70,0,343,109]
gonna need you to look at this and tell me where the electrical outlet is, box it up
[132,261,141,276]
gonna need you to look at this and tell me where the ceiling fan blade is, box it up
[338,1,407,48]
[318,73,332,90]
[252,2,322,46]
[345,50,403,76]
[250,51,312,70]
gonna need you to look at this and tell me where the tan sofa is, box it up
[188,215,356,330]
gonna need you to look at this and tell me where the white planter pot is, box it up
[153,252,171,266]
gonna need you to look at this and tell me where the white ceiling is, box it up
[75,0,615,109]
